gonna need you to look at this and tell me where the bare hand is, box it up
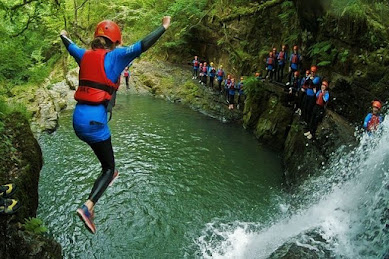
[162,16,171,29]
[60,30,67,36]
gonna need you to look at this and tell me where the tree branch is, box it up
[218,0,286,23]
[10,0,39,11]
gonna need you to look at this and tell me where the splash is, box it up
[197,114,389,258]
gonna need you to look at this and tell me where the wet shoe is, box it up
[304,131,311,136]
[76,205,96,234]
[307,133,313,140]
[109,170,119,187]
[0,198,21,215]
[0,184,17,198]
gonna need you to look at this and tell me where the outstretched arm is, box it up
[60,30,85,65]
[140,16,171,52]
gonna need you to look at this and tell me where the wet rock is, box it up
[0,112,62,258]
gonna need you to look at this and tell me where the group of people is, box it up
[264,45,302,84]
[191,56,245,110]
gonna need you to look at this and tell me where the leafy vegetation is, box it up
[23,217,48,235]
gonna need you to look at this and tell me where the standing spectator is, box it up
[201,61,208,86]
[217,65,225,93]
[208,62,216,89]
[277,45,288,82]
[123,66,130,90]
[237,77,245,109]
[272,47,278,81]
[192,55,200,79]
[224,74,231,101]
[265,52,275,82]
[363,101,384,133]
[228,78,236,110]
[287,45,302,85]
[305,80,330,140]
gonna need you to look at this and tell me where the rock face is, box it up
[29,70,76,134]
[0,112,62,258]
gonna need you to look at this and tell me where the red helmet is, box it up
[311,66,317,73]
[94,20,122,44]
[372,101,382,109]
[293,45,298,51]
[322,80,329,89]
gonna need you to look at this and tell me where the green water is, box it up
[37,94,284,258]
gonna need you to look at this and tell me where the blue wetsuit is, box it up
[66,42,141,143]
[61,25,166,205]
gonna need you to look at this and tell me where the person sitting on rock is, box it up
[0,183,20,215]
[265,52,275,82]
[217,65,225,93]
[363,101,384,133]
[192,55,200,79]
[60,16,171,234]
[287,45,302,85]
[304,80,330,140]
[277,45,288,82]
[208,62,216,89]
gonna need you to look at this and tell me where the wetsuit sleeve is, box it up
[60,35,86,65]
[363,113,372,129]
[141,26,166,52]
[323,92,329,102]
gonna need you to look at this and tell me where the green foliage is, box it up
[23,217,48,235]
[243,76,264,99]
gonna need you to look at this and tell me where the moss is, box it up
[0,111,61,258]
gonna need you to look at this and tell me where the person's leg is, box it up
[88,137,115,205]
[125,76,129,89]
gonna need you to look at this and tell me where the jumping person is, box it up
[60,16,171,234]
[363,101,384,133]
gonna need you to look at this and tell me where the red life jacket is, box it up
[278,51,285,60]
[75,49,119,104]
[367,115,381,131]
[194,60,199,67]
[202,66,207,73]
[316,91,327,107]
[229,82,235,90]
[124,71,129,77]
[218,69,223,76]
[267,57,274,65]
[291,54,299,64]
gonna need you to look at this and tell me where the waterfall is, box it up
[197,114,389,258]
